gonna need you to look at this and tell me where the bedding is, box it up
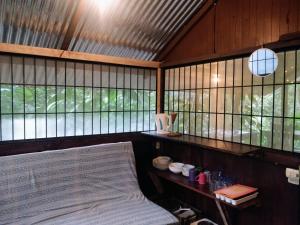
[0,142,178,225]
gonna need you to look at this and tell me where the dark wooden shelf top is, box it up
[150,168,260,210]
[142,131,259,156]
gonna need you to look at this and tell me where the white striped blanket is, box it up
[0,142,178,225]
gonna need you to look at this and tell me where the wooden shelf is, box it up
[149,168,260,210]
[142,131,259,156]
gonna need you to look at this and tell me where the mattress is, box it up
[0,142,178,225]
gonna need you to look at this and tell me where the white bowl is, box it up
[182,164,195,177]
[156,156,171,165]
[152,156,171,170]
[169,162,184,174]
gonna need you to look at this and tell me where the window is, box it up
[165,50,300,153]
[0,55,156,141]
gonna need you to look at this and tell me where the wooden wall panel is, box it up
[162,0,300,63]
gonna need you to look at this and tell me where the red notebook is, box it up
[214,184,258,199]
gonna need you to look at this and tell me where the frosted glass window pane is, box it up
[273,118,282,150]
[211,62,217,88]
[116,112,124,133]
[224,115,232,141]
[196,65,203,88]
[93,64,101,87]
[195,113,202,136]
[275,53,284,84]
[109,66,117,88]
[252,86,262,115]
[294,119,300,152]
[241,116,251,144]
[284,85,295,117]
[251,116,261,146]
[285,51,295,83]
[183,112,189,134]
[243,57,252,86]
[209,114,216,138]
[131,112,137,132]
[191,66,196,89]
[263,86,273,116]
[84,113,92,135]
[217,114,224,140]
[124,68,131,89]
[262,117,272,148]
[92,112,100,134]
[169,69,174,90]
[179,67,185,90]
[131,68,138,89]
[203,89,209,112]
[242,87,251,115]
[36,59,45,85]
[203,64,210,88]
[137,111,143,131]
[2,115,12,140]
[24,58,35,85]
[144,111,150,131]
[226,60,233,87]
[190,113,195,135]
[217,88,224,113]
[36,114,46,138]
[234,59,242,86]
[225,88,233,113]
[196,89,202,112]
[174,68,180,90]
[57,61,65,86]
[47,114,56,137]
[14,114,24,140]
[57,113,65,137]
[75,63,84,86]
[85,64,93,86]
[13,57,23,84]
[13,85,24,113]
[218,61,225,87]
[144,70,150,89]
[0,55,11,83]
[66,113,75,136]
[233,115,241,143]
[210,88,217,113]
[283,118,294,151]
[202,113,209,137]
[101,112,108,134]
[185,66,190,89]
[165,70,169,90]
[233,87,242,114]
[137,69,144,89]
[150,70,156,90]
[102,65,109,87]
[46,60,55,85]
[75,113,83,135]
[124,112,131,132]
[66,62,75,86]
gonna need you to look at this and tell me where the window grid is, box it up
[164,50,300,153]
[0,54,156,141]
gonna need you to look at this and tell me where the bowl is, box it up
[182,164,195,177]
[169,162,184,174]
[152,156,171,170]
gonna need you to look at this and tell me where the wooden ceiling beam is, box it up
[155,0,216,61]
[0,43,160,68]
[61,0,87,50]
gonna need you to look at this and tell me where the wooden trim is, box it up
[0,43,161,68]
[155,0,214,61]
[161,39,300,68]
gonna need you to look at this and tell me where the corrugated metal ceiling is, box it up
[0,0,204,60]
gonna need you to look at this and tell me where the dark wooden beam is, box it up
[155,0,215,61]
[61,0,87,50]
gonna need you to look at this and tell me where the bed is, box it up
[0,142,178,225]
